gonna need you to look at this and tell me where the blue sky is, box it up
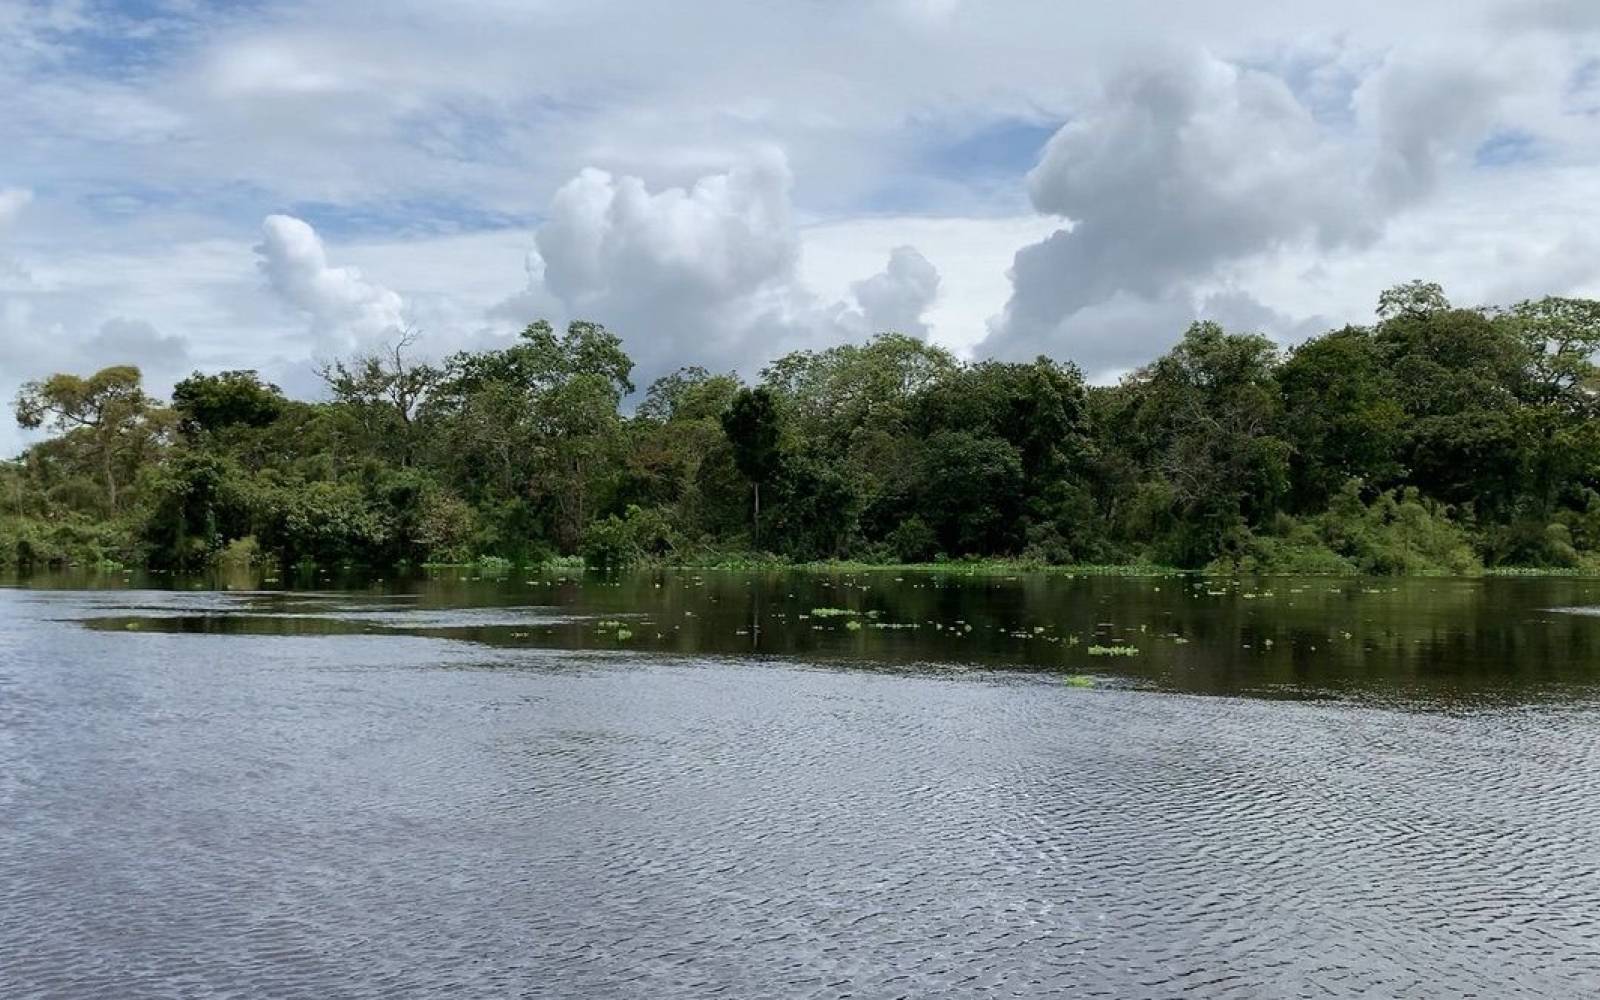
[3,0,1600,455]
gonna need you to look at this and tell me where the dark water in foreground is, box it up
[4,570,1600,997]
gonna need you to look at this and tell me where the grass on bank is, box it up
[20,550,1600,581]
[669,555,1184,577]
[11,513,1600,582]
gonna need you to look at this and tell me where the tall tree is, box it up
[318,329,439,467]
[14,365,166,514]
[424,319,635,553]
[1124,322,1290,563]
[1500,296,1600,516]
[1374,284,1528,515]
[1278,326,1405,511]
[721,387,783,549]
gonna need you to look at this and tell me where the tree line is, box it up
[6,281,1600,576]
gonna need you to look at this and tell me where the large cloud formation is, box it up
[980,40,1557,374]
[509,152,941,382]
[255,214,406,354]
[4,0,1600,457]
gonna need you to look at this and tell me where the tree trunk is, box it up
[102,448,117,514]
[753,481,761,551]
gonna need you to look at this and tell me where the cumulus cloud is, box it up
[540,155,798,306]
[485,248,563,327]
[6,0,1600,454]
[509,152,941,384]
[980,42,1530,374]
[254,214,406,353]
[845,245,941,338]
[1356,50,1514,207]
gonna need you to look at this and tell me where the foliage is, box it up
[13,365,170,514]
[254,479,388,567]
[171,370,285,437]
[886,516,939,563]
[0,514,134,568]
[414,488,478,564]
[14,285,1600,576]
[720,386,784,548]
[141,452,254,569]
[581,504,678,569]
[1210,482,1481,576]
[721,387,783,486]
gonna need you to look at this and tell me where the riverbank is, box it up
[15,551,1600,584]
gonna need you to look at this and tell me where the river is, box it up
[4,570,1600,997]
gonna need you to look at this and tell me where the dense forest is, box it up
[6,281,1600,577]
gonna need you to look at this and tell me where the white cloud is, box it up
[846,245,940,339]
[981,48,1381,371]
[797,214,1060,355]
[521,153,942,383]
[539,152,799,316]
[980,29,1591,373]
[4,0,1600,454]
[254,214,406,353]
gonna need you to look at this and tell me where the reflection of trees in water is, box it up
[68,569,1600,702]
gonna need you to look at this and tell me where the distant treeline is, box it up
[7,281,1600,576]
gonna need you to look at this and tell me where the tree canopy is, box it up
[10,286,1600,576]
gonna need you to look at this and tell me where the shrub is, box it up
[1207,520,1358,575]
[0,514,135,568]
[217,535,260,569]
[1322,484,1479,575]
[416,489,478,563]
[886,516,938,563]
[256,479,388,567]
[581,505,679,569]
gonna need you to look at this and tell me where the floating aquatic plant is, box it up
[1086,645,1139,657]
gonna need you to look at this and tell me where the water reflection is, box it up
[13,568,1600,703]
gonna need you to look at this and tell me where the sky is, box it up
[3,0,1600,455]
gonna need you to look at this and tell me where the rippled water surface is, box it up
[5,570,1600,997]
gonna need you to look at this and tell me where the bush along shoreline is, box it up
[8,283,1600,579]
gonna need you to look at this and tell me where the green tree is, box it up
[1374,284,1529,515]
[1123,322,1290,564]
[142,452,254,569]
[721,387,783,549]
[762,334,956,438]
[1278,327,1405,511]
[1376,279,1452,321]
[318,331,439,468]
[171,370,285,437]
[915,430,1025,555]
[424,320,635,553]
[14,365,168,514]
[639,366,741,423]
[1502,296,1600,513]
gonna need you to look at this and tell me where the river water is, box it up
[4,570,1600,997]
